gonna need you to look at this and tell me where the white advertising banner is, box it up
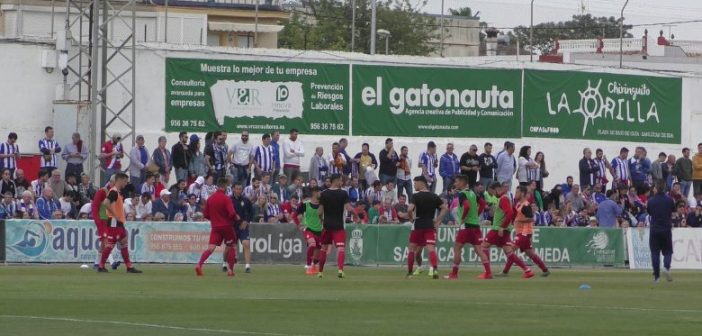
[626,228,702,270]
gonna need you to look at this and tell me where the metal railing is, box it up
[558,37,702,56]
[149,0,281,9]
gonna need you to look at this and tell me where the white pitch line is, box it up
[0,315,314,336]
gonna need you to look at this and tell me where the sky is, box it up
[423,0,702,40]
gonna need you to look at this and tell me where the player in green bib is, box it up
[297,187,323,275]
[446,175,492,280]
[480,182,531,277]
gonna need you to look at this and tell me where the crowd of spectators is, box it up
[0,126,701,229]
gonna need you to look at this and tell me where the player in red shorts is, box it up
[406,176,447,279]
[501,186,550,277]
[92,176,113,269]
[317,174,357,279]
[97,173,141,273]
[446,174,492,280]
[297,187,323,275]
[481,182,532,278]
[196,177,240,277]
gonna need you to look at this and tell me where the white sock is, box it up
[222,262,227,267]
[245,264,251,269]
[94,252,101,265]
[107,252,114,264]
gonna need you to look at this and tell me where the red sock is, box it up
[429,250,438,269]
[482,261,492,275]
[226,247,237,270]
[407,251,416,273]
[503,255,514,273]
[318,250,327,272]
[119,246,133,269]
[530,253,548,272]
[306,245,315,266]
[415,251,422,267]
[508,253,528,271]
[337,249,345,271]
[198,249,213,266]
[451,264,459,275]
[99,244,114,268]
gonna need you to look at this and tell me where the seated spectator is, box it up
[52,209,64,219]
[378,197,399,224]
[596,189,623,228]
[244,177,262,202]
[200,174,217,201]
[366,180,383,205]
[185,194,199,221]
[31,169,50,200]
[187,176,205,200]
[671,201,688,228]
[78,202,91,219]
[394,194,411,223]
[65,174,79,194]
[271,174,290,202]
[381,181,398,205]
[591,183,607,204]
[587,216,598,228]
[368,200,381,224]
[302,178,318,198]
[152,212,166,221]
[287,176,304,201]
[566,184,586,212]
[1,168,17,198]
[351,202,369,224]
[152,189,177,221]
[0,191,18,219]
[345,177,363,204]
[549,207,563,226]
[48,170,68,202]
[561,201,577,227]
[265,195,283,223]
[140,173,157,200]
[686,204,702,228]
[14,169,31,196]
[192,212,205,222]
[668,182,684,203]
[58,191,78,219]
[36,187,60,220]
[560,176,574,195]
[544,184,564,211]
[281,195,300,224]
[18,190,38,219]
[252,197,267,223]
[77,173,97,205]
[136,192,153,220]
[534,203,552,226]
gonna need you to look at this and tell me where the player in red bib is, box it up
[500,186,549,278]
[317,174,357,279]
[196,177,240,277]
[480,182,533,278]
[406,176,448,279]
[97,173,141,273]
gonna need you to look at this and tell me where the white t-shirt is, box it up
[517,157,529,183]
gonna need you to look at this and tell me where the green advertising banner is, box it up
[165,58,349,135]
[523,70,682,143]
[352,65,522,137]
[346,225,625,267]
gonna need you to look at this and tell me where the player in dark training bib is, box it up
[406,176,448,279]
[318,174,357,279]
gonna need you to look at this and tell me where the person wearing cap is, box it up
[188,176,206,200]
[62,132,89,181]
[152,189,177,221]
[172,132,191,182]
[128,135,149,187]
[100,132,124,186]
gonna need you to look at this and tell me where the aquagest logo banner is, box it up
[351,65,522,138]
[523,70,682,144]
[166,58,349,135]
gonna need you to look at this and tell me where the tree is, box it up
[279,0,438,56]
[448,7,472,17]
[513,14,633,53]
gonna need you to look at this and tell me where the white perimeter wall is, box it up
[1,41,702,192]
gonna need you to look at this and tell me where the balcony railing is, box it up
[149,0,281,10]
[558,37,702,56]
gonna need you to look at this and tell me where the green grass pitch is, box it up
[0,265,700,336]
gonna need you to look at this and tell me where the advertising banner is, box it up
[523,70,682,143]
[165,58,349,135]
[626,228,702,270]
[4,220,304,264]
[352,65,522,137]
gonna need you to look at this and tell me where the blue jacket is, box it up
[439,153,460,179]
[152,199,178,221]
[271,184,290,202]
[271,140,280,170]
[36,196,60,220]
[629,157,651,182]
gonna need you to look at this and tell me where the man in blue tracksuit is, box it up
[647,181,675,283]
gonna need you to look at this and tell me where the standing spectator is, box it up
[651,152,667,190]
[48,170,68,202]
[396,146,412,199]
[270,131,282,180]
[353,143,378,190]
[0,132,19,177]
[630,146,652,195]
[38,126,62,173]
[188,135,207,182]
[693,143,702,197]
[578,148,599,189]
[611,147,631,189]
[495,141,516,189]
[535,152,549,192]
[171,132,191,182]
[1,169,17,198]
[338,138,354,177]
[459,144,480,188]
[99,133,123,186]
[378,138,398,185]
[327,142,346,176]
[596,189,624,228]
[282,128,305,181]
[36,187,60,220]
[253,133,275,179]
[152,189,177,221]
[593,149,612,190]
[153,136,172,185]
[204,131,226,180]
[308,146,328,182]
[62,132,89,180]
[517,146,539,186]
[128,135,148,187]
[418,141,438,194]
[478,142,497,190]
[439,143,460,193]
[664,154,676,190]
[228,131,253,186]
[674,147,693,198]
